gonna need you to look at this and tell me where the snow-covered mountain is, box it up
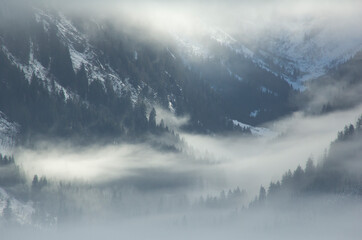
[2,2,362,143]
[0,4,299,139]
[171,21,362,91]
[257,25,362,88]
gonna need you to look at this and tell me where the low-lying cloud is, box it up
[14,104,362,198]
[182,104,362,195]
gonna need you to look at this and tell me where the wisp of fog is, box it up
[15,104,362,197]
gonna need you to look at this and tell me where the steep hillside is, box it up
[0,3,299,143]
[300,50,362,114]
[253,116,362,206]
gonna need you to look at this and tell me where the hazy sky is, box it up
[45,0,362,62]
[51,0,362,32]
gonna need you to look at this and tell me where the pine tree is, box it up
[3,199,12,221]
[258,186,266,202]
[31,174,39,194]
[149,107,157,129]
[356,116,362,131]
[305,158,315,175]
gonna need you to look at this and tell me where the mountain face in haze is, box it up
[1,2,362,145]
[0,3,298,144]
[173,18,362,91]
[300,50,362,114]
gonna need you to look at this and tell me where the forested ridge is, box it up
[0,2,296,146]
[251,116,362,207]
[1,116,362,225]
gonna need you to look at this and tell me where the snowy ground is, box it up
[232,120,277,138]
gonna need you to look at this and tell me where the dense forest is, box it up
[0,116,361,226]
[251,116,362,208]
[0,1,296,146]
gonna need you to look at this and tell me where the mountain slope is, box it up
[255,116,362,204]
[300,50,362,114]
[0,3,300,142]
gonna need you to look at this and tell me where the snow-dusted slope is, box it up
[170,27,304,90]
[0,188,34,225]
[259,25,362,87]
[171,21,362,91]
[232,120,276,138]
[1,42,74,100]
[0,112,18,154]
[171,32,211,59]
[36,10,140,101]
[0,8,141,103]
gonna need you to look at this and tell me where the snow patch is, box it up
[232,120,276,138]
[260,87,278,96]
[168,102,175,114]
[69,47,87,71]
[226,68,243,81]
[167,47,176,60]
[249,110,259,118]
[34,10,50,32]
[208,27,237,46]
[172,32,211,59]
[164,71,171,78]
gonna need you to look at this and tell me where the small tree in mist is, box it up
[305,158,315,175]
[31,175,39,190]
[149,107,157,130]
[3,199,12,222]
[356,116,362,131]
[293,166,304,183]
[258,186,266,202]
[248,186,267,209]
[31,175,47,201]
[268,181,281,197]
[281,170,293,188]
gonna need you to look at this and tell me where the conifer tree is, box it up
[149,107,157,129]
[3,199,12,221]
